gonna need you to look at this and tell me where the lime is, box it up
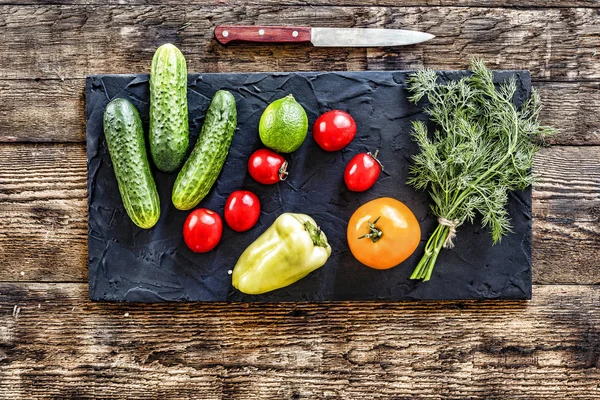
[259,94,308,153]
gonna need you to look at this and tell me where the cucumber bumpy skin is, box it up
[172,90,237,211]
[149,43,189,173]
[103,98,160,229]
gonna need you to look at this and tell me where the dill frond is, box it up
[406,59,556,281]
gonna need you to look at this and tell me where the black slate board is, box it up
[86,70,532,302]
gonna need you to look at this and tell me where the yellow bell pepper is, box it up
[232,213,332,294]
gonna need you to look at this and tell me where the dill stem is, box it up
[410,224,450,281]
[425,229,448,281]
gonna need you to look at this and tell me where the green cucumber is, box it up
[172,90,237,210]
[103,98,160,229]
[149,43,189,172]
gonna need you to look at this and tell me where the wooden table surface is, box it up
[1,1,599,398]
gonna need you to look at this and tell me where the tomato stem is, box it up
[367,150,384,171]
[278,161,289,181]
[358,216,383,243]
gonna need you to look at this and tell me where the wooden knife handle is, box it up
[214,25,311,45]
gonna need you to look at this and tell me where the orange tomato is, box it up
[347,197,421,270]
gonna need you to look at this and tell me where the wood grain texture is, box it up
[0,5,599,81]
[0,143,598,284]
[363,6,600,81]
[1,79,599,144]
[0,79,85,143]
[533,146,600,284]
[1,0,599,7]
[0,283,599,399]
[537,81,600,145]
[0,144,88,282]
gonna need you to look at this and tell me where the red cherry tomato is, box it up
[313,110,357,151]
[344,151,383,192]
[248,149,289,185]
[183,208,223,253]
[224,190,261,232]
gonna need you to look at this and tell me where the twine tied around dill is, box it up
[438,218,460,248]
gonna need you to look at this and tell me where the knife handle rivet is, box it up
[258,29,265,36]
[222,30,229,37]
[292,31,298,37]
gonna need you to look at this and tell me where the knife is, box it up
[214,25,434,47]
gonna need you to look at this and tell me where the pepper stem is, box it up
[358,216,383,243]
[303,221,328,248]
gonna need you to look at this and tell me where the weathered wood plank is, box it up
[364,7,600,81]
[0,283,599,399]
[0,144,88,282]
[1,79,598,144]
[0,6,598,81]
[0,5,371,80]
[0,144,598,283]
[0,79,84,143]
[533,146,600,284]
[537,81,600,145]
[1,0,599,8]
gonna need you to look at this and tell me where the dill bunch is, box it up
[406,59,556,281]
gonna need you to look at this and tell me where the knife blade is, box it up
[214,25,434,47]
